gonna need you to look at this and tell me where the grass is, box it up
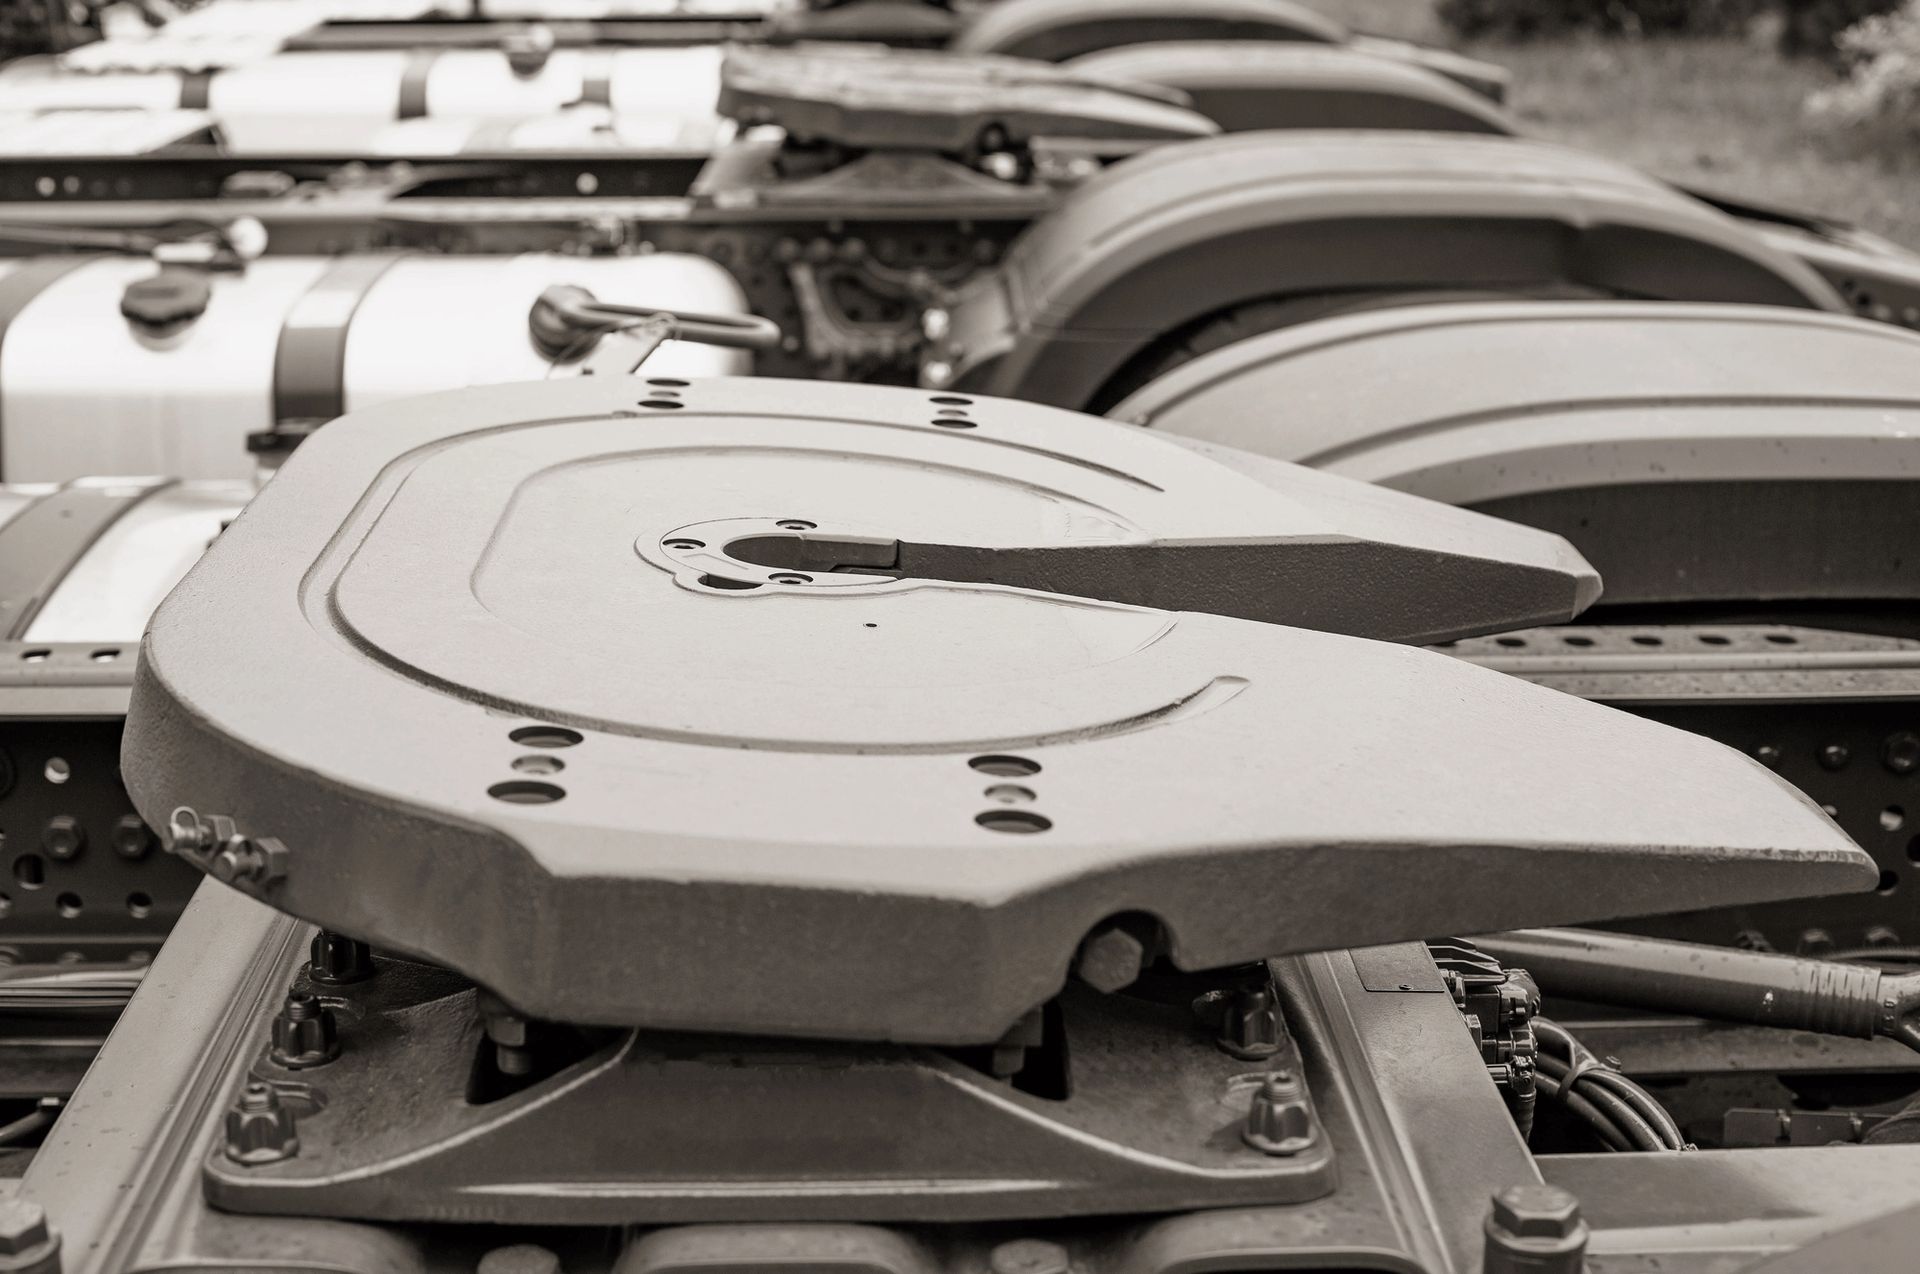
[1300,1,1920,246]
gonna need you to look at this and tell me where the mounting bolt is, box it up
[209,836,288,888]
[224,1081,298,1165]
[308,930,375,985]
[1242,1068,1316,1156]
[1885,732,1920,776]
[1797,928,1837,956]
[0,1199,60,1274]
[989,1239,1070,1274]
[1216,985,1283,1060]
[40,817,84,862]
[270,990,341,1069]
[1817,743,1851,772]
[1483,1183,1588,1274]
[1074,923,1146,994]
[111,815,154,860]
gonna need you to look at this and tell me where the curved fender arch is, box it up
[1111,300,1920,607]
[1064,42,1517,136]
[952,0,1348,61]
[939,132,1847,412]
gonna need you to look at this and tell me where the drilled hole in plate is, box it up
[639,399,684,410]
[1909,834,1920,864]
[698,574,762,591]
[1698,634,1731,646]
[1495,636,1526,648]
[1561,635,1594,647]
[1765,633,1799,645]
[1631,635,1664,647]
[508,725,583,749]
[977,809,1051,834]
[1880,869,1901,895]
[55,892,82,919]
[984,784,1036,805]
[512,754,565,776]
[931,418,977,429]
[20,649,49,663]
[970,754,1040,777]
[91,648,121,662]
[664,538,705,550]
[12,856,44,891]
[776,519,816,531]
[489,781,566,805]
[126,891,151,919]
[931,395,972,406]
[1884,806,1907,833]
[769,572,812,585]
[43,757,69,785]
[648,377,690,388]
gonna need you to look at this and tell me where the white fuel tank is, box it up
[7,480,254,645]
[0,252,752,482]
[0,46,724,153]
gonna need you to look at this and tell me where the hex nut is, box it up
[40,817,84,862]
[0,1199,58,1274]
[1074,925,1146,994]
[1484,1184,1588,1274]
[111,815,154,860]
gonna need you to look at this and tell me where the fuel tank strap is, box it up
[397,49,443,120]
[272,254,409,426]
[0,256,101,482]
[0,481,169,641]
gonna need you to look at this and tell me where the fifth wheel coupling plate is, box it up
[120,378,1871,1043]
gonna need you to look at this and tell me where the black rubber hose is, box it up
[1533,1016,1686,1150]
[1532,1067,1633,1152]
[1537,1054,1667,1151]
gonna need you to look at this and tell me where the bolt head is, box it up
[40,816,83,861]
[271,992,341,1069]
[309,931,375,984]
[112,815,154,860]
[1818,743,1851,771]
[1074,926,1146,994]
[225,1083,298,1165]
[1885,732,1920,775]
[1490,1184,1583,1239]
[0,1201,51,1256]
[1218,985,1282,1059]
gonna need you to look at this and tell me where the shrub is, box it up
[1777,0,1907,58]
[1805,0,1920,147]
[1435,0,1768,39]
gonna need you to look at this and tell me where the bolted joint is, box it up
[1216,985,1283,1060]
[209,836,289,888]
[225,1082,298,1165]
[1484,1184,1588,1274]
[1242,1068,1317,1156]
[111,814,154,860]
[270,990,341,1069]
[0,1198,60,1274]
[1074,923,1146,995]
[308,930,375,985]
[40,816,84,862]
